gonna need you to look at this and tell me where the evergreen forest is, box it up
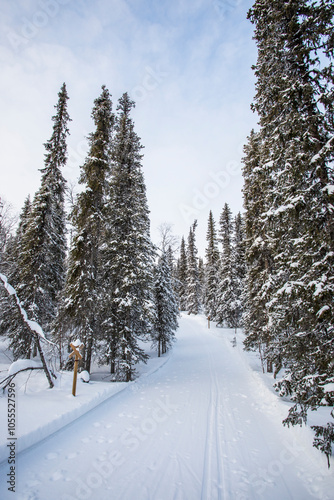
[0,0,333,465]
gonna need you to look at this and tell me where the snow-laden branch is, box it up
[0,365,45,391]
[8,359,43,376]
[0,272,56,388]
[0,272,55,346]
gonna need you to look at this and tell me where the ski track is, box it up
[0,314,333,500]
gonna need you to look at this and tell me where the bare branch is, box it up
[156,222,180,255]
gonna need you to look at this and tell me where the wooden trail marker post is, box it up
[208,316,210,329]
[69,342,83,396]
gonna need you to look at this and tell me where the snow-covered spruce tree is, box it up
[3,196,31,279]
[186,220,201,315]
[0,197,17,269]
[176,236,187,311]
[232,212,246,331]
[165,244,180,308]
[0,198,33,357]
[100,93,155,381]
[55,86,114,372]
[152,250,178,357]
[203,210,220,321]
[0,198,6,265]
[216,203,237,328]
[242,129,273,371]
[198,257,205,304]
[247,0,334,464]
[4,84,70,359]
[0,197,29,294]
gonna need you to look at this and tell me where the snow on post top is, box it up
[72,339,82,347]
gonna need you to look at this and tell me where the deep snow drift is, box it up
[0,314,333,499]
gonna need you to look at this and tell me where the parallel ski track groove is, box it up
[201,331,225,500]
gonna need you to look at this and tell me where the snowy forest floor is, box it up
[0,314,333,500]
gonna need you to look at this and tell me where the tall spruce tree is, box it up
[0,197,17,269]
[0,196,31,281]
[186,220,201,315]
[166,244,179,307]
[152,250,178,357]
[231,212,246,331]
[176,236,188,311]
[204,210,220,320]
[55,85,114,372]
[245,0,334,463]
[100,93,155,381]
[198,257,205,304]
[0,198,33,358]
[216,203,237,327]
[4,84,70,359]
[242,129,272,371]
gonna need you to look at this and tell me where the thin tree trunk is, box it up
[85,333,93,373]
[258,341,265,374]
[36,337,54,388]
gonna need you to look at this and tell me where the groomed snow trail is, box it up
[1,314,333,500]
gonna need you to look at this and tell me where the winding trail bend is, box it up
[1,314,333,500]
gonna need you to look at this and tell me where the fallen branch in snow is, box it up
[0,272,55,388]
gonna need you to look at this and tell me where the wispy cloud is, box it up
[0,0,257,253]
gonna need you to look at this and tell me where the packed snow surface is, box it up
[0,314,333,499]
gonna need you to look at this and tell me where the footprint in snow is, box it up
[50,469,66,481]
[21,491,39,500]
[147,461,158,471]
[25,478,42,488]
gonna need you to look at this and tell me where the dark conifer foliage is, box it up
[0,197,33,358]
[55,85,114,373]
[100,93,155,381]
[204,210,220,320]
[0,197,17,269]
[244,0,334,463]
[242,129,273,371]
[232,212,246,331]
[2,84,70,359]
[152,250,178,357]
[1,196,31,280]
[216,203,236,327]
[186,221,201,315]
[198,256,205,304]
[176,236,188,311]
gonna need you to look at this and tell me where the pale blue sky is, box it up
[0,0,257,254]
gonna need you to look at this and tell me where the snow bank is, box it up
[0,349,171,464]
[8,359,43,376]
[79,370,90,383]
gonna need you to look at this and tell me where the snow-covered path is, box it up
[1,314,333,500]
